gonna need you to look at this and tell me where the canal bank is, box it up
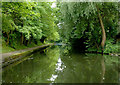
[1,43,54,68]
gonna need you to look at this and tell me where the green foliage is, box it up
[2,39,15,53]
[2,2,60,51]
[2,2,119,54]
[58,2,118,52]
[104,39,119,53]
[2,14,16,33]
[104,55,119,64]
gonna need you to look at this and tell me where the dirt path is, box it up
[1,44,53,61]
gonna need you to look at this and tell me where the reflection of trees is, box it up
[101,56,105,83]
[59,45,72,56]
[55,52,118,83]
[103,55,118,83]
[55,53,103,83]
[2,46,60,83]
[2,46,119,83]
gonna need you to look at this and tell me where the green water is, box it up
[2,46,119,83]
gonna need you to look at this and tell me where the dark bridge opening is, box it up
[71,37,87,53]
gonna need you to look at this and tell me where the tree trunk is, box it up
[21,33,24,44]
[6,32,9,45]
[27,39,30,45]
[95,41,99,51]
[99,15,106,55]
[96,6,106,55]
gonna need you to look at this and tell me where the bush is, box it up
[104,39,119,53]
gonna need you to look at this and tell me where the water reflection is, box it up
[48,74,58,82]
[48,57,66,83]
[101,56,105,83]
[2,46,119,83]
[54,52,118,83]
[56,57,66,71]
[2,46,60,83]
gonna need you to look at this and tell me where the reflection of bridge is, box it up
[54,43,66,46]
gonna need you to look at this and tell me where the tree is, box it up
[2,2,60,48]
[58,2,118,53]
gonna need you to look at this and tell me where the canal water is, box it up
[2,46,119,83]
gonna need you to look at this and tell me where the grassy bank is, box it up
[87,39,120,54]
[1,39,44,53]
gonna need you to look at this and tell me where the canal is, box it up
[2,45,119,83]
